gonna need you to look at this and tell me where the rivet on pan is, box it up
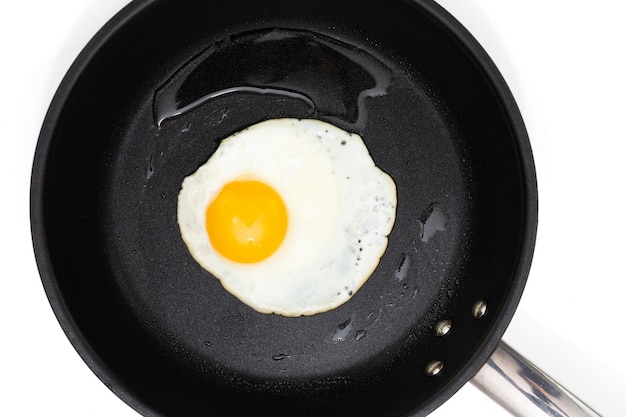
[472,298,488,319]
[434,319,452,336]
[425,360,444,377]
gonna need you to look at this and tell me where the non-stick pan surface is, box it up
[30,0,537,416]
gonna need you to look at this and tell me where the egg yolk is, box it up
[206,180,288,263]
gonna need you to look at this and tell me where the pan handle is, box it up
[471,341,601,417]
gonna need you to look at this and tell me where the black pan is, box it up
[30,0,537,416]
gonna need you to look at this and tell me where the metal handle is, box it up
[471,341,601,417]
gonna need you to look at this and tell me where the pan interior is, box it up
[32,0,535,416]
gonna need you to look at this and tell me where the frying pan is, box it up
[30,0,540,415]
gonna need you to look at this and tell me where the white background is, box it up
[1,0,625,415]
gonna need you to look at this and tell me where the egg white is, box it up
[177,118,396,316]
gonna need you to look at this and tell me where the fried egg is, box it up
[177,118,396,316]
